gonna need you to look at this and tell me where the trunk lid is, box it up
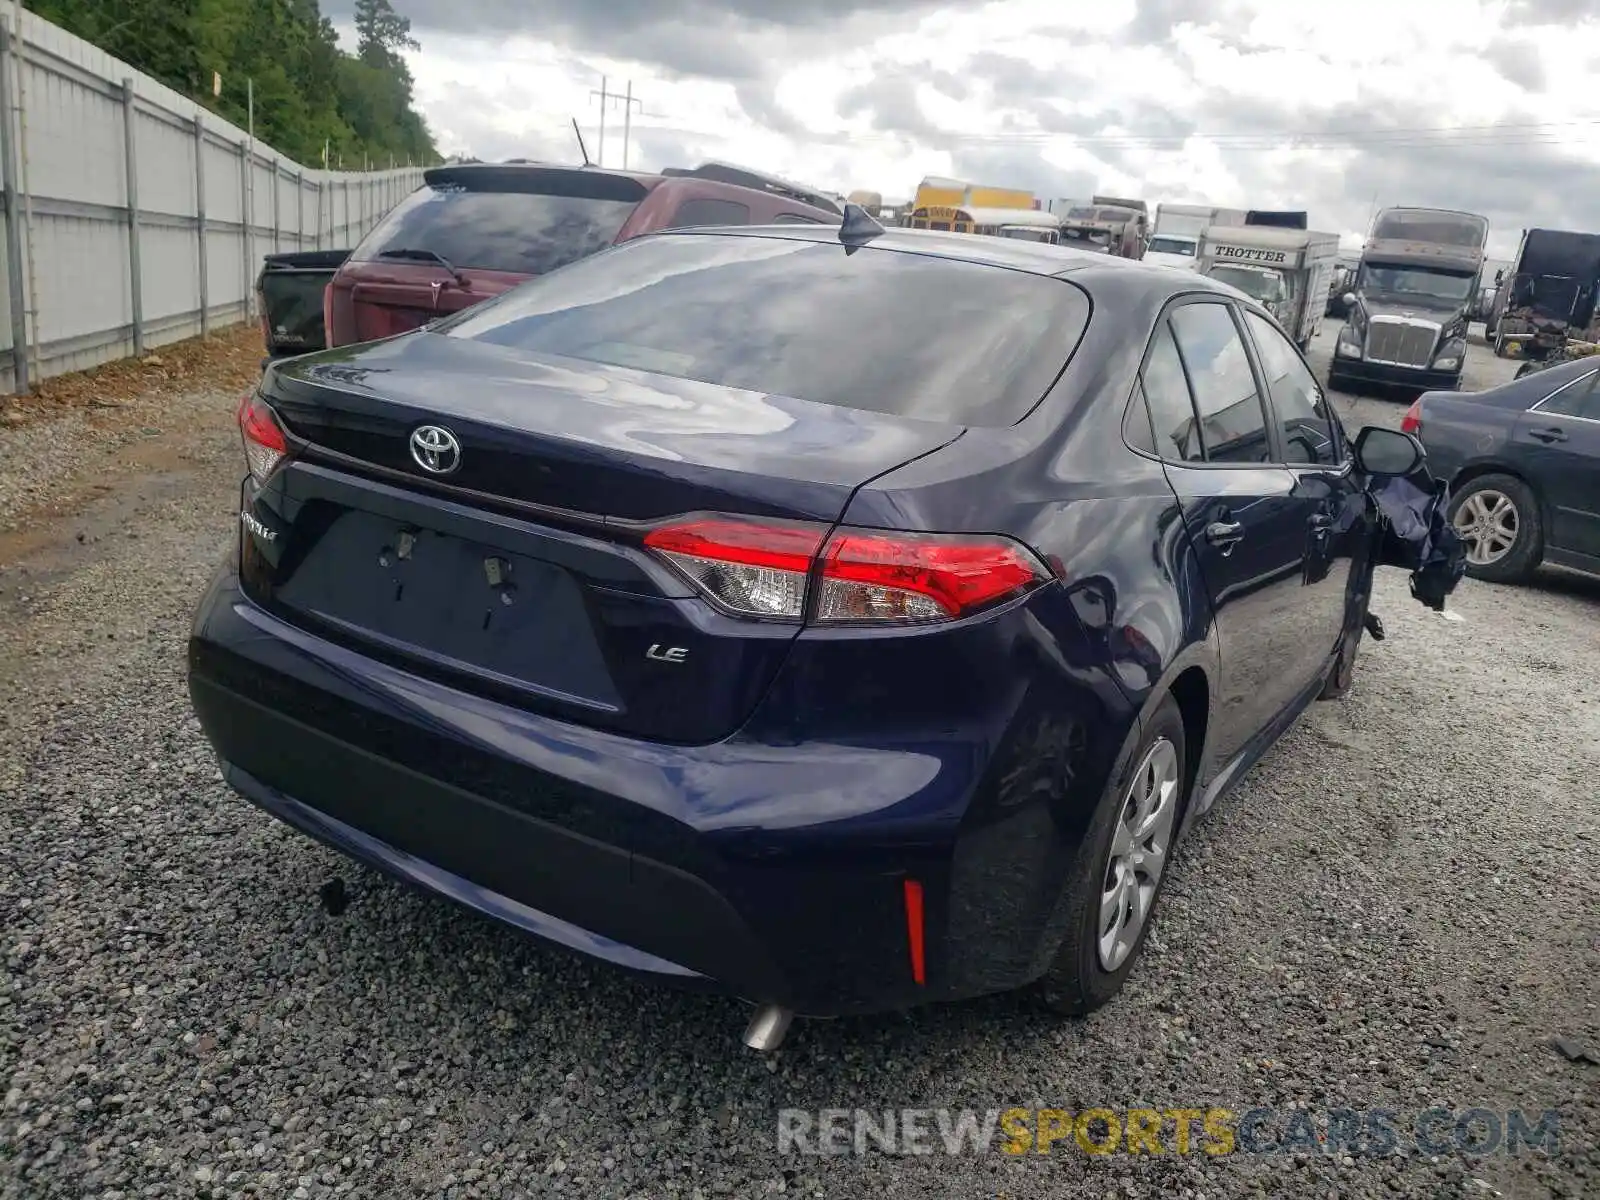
[258,250,350,356]
[342,262,526,343]
[247,333,964,743]
[267,331,962,521]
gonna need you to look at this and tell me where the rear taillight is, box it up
[322,283,335,349]
[642,516,1052,625]
[1401,398,1423,435]
[643,518,821,619]
[237,392,288,485]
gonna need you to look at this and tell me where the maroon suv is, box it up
[323,161,843,346]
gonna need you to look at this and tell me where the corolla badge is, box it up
[410,424,461,475]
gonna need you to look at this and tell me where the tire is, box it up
[1037,695,1188,1016]
[1448,472,1543,583]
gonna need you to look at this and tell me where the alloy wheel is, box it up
[1097,737,1180,972]
[1454,489,1518,566]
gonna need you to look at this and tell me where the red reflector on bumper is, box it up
[903,878,926,986]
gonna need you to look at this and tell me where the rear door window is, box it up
[438,233,1089,426]
[352,168,645,275]
[1168,303,1274,465]
[1242,310,1341,465]
[1540,367,1600,418]
[665,198,751,228]
[1139,323,1205,462]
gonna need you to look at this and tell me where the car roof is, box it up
[424,161,841,215]
[658,224,1243,300]
[1480,355,1600,406]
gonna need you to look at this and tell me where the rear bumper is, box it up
[1329,355,1459,390]
[188,563,1134,1016]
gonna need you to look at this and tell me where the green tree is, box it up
[353,0,417,69]
[24,0,437,168]
[28,0,200,95]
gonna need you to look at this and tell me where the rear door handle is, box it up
[1206,520,1245,548]
[1528,426,1567,443]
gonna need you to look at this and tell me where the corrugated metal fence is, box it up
[0,7,426,394]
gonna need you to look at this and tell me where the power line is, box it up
[654,115,1600,153]
[795,128,1600,149]
[621,122,1600,161]
[954,116,1600,144]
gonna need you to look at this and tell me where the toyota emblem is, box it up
[409,424,462,475]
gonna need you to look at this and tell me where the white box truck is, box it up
[1197,226,1341,349]
[1147,204,1248,270]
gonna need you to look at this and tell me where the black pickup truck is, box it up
[257,249,350,361]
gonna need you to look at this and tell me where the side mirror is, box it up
[1341,292,1356,308]
[1353,426,1424,476]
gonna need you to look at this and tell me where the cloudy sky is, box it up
[327,0,1600,260]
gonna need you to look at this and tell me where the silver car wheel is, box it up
[1097,737,1180,973]
[1454,489,1518,566]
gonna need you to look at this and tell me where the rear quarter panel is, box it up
[840,275,1219,764]
[821,281,1220,985]
[1417,392,1521,486]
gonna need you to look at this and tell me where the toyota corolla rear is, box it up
[188,228,1133,1017]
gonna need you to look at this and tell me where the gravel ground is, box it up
[1,330,1596,1200]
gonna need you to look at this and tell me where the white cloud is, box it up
[376,0,1600,259]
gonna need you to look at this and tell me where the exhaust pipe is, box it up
[742,1005,794,1052]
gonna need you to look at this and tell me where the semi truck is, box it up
[1328,206,1489,393]
[1487,228,1600,361]
[1146,204,1248,270]
[1196,226,1340,350]
[1060,196,1150,259]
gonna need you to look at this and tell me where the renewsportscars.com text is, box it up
[776,1107,1562,1158]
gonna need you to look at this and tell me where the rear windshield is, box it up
[437,233,1089,426]
[352,174,642,275]
[259,272,329,348]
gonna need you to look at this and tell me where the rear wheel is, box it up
[1449,473,1542,583]
[1037,695,1187,1015]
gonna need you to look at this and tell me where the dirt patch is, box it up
[0,324,264,431]
[0,330,260,576]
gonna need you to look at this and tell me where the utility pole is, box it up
[245,77,255,321]
[621,80,642,170]
[589,76,608,166]
[589,77,643,168]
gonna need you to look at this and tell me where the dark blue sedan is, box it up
[1406,356,1600,582]
[189,218,1426,1048]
